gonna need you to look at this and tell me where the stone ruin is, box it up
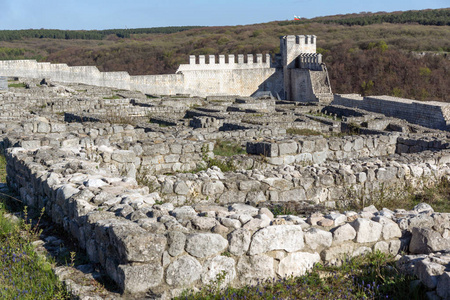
[0,77,448,299]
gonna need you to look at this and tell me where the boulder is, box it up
[185,233,228,258]
[249,225,304,255]
[166,256,202,286]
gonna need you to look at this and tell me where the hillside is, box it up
[0,8,449,101]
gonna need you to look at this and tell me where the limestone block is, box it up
[111,150,135,163]
[191,217,218,231]
[304,227,332,250]
[168,231,186,257]
[350,218,382,243]
[410,227,450,254]
[221,217,241,229]
[238,180,261,191]
[312,151,328,164]
[373,241,390,254]
[228,228,252,255]
[389,240,402,255]
[166,255,202,286]
[83,178,107,188]
[56,184,80,214]
[436,272,450,299]
[249,225,304,255]
[173,181,189,195]
[259,207,274,220]
[242,218,263,231]
[300,140,315,153]
[202,180,225,195]
[414,259,446,289]
[413,202,434,214]
[108,222,166,263]
[37,121,50,133]
[353,246,372,257]
[117,263,163,294]
[229,203,259,216]
[321,243,354,262]
[332,223,356,244]
[278,252,321,277]
[255,214,271,227]
[185,233,228,258]
[245,191,266,205]
[171,206,197,220]
[326,212,347,226]
[236,254,274,285]
[278,141,298,156]
[202,256,236,285]
[279,189,306,202]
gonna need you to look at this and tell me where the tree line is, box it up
[0,26,201,42]
[279,8,450,26]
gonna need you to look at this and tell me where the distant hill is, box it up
[0,8,449,101]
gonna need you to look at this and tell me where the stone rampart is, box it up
[333,94,450,131]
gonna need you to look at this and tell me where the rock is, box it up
[372,216,402,240]
[317,218,334,227]
[278,252,321,277]
[191,217,218,231]
[108,222,166,263]
[228,228,252,256]
[410,227,450,254]
[236,254,274,285]
[363,204,378,214]
[259,207,274,220]
[373,241,389,254]
[171,206,197,220]
[242,218,262,230]
[414,203,434,214]
[255,214,271,227]
[228,203,259,216]
[350,218,382,243]
[167,231,186,257]
[332,223,356,244]
[166,256,202,286]
[414,258,446,289]
[174,181,189,195]
[117,263,163,294]
[212,223,229,234]
[202,181,225,195]
[202,256,236,286]
[185,233,228,258]
[221,217,241,229]
[321,243,354,262]
[83,178,108,188]
[249,225,304,255]
[111,150,135,163]
[304,227,332,250]
[436,272,450,299]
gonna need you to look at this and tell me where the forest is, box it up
[0,8,449,102]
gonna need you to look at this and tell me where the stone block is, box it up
[410,227,450,254]
[278,141,298,156]
[228,228,252,255]
[249,225,304,255]
[304,227,332,250]
[278,252,321,277]
[237,254,274,285]
[117,263,163,294]
[166,255,202,287]
[185,233,228,258]
[350,218,382,243]
[202,256,236,285]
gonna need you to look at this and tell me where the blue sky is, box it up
[0,0,448,30]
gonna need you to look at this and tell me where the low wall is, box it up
[333,94,450,131]
[5,144,450,298]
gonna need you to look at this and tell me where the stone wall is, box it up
[5,144,450,298]
[333,94,450,131]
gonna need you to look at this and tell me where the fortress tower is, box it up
[279,35,331,102]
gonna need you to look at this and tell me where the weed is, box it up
[102,94,122,100]
[7,82,27,88]
[213,140,245,157]
[286,128,324,136]
[175,251,426,300]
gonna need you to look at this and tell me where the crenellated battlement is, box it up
[298,53,323,70]
[177,53,272,72]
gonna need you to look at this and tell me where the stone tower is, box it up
[280,35,332,102]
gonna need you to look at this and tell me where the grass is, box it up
[177,251,425,300]
[7,83,27,88]
[213,140,246,157]
[102,94,122,100]
[343,177,450,213]
[0,155,69,299]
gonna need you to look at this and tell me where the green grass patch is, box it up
[213,140,245,157]
[102,94,122,100]
[0,155,69,299]
[176,251,425,300]
[7,83,27,88]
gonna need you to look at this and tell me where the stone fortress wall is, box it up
[0,35,331,101]
[333,94,450,131]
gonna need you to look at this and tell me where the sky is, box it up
[0,0,448,30]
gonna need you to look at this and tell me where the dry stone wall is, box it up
[333,94,450,131]
[5,144,450,298]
